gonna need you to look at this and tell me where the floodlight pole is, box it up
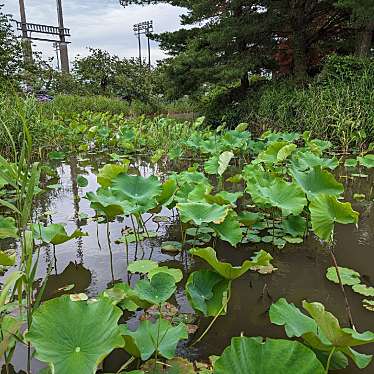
[56,0,69,73]
[147,32,151,68]
[18,0,33,62]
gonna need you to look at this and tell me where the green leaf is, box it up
[269,298,317,337]
[112,174,161,212]
[161,241,182,253]
[0,271,23,310]
[121,319,188,360]
[128,260,159,274]
[77,175,89,187]
[292,167,343,198]
[309,194,359,241]
[157,179,177,206]
[148,267,183,283]
[326,267,361,286]
[352,284,374,297]
[97,164,128,188]
[48,151,65,160]
[344,158,357,168]
[186,270,230,316]
[0,250,16,266]
[213,337,325,374]
[209,212,242,246]
[189,247,270,280]
[303,301,374,347]
[357,154,374,168]
[32,223,88,245]
[135,273,176,305]
[277,144,297,162]
[177,202,228,226]
[0,216,18,239]
[218,151,234,176]
[25,296,124,374]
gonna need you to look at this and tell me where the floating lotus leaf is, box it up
[309,194,359,241]
[326,267,361,286]
[112,174,161,212]
[128,260,159,274]
[135,273,176,305]
[177,202,229,226]
[121,318,188,360]
[209,212,242,246]
[292,167,344,198]
[97,163,128,187]
[189,247,270,280]
[357,154,374,168]
[32,223,88,245]
[0,216,18,239]
[352,284,374,297]
[25,296,124,374]
[161,241,182,253]
[186,270,230,316]
[363,299,374,312]
[213,336,325,374]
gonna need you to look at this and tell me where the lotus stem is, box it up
[325,347,336,374]
[328,245,355,329]
[191,280,232,346]
[106,220,115,284]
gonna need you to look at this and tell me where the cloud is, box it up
[3,0,185,67]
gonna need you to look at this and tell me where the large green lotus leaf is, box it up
[277,144,297,162]
[120,319,188,361]
[281,215,306,237]
[291,151,338,171]
[128,260,159,274]
[97,163,128,187]
[237,211,261,227]
[206,191,243,207]
[309,194,359,241]
[357,154,374,168]
[135,273,176,305]
[25,295,124,374]
[269,298,317,337]
[112,174,162,211]
[186,270,230,316]
[209,212,242,246]
[157,178,177,206]
[326,266,361,286]
[303,301,374,347]
[148,267,183,283]
[32,223,87,245]
[204,155,220,175]
[248,179,307,216]
[86,188,135,219]
[292,167,344,198]
[0,216,18,239]
[177,202,229,226]
[256,141,289,165]
[189,247,270,280]
[213,336,325,374]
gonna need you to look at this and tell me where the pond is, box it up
[3,152,373,374]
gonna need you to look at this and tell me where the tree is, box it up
[0,4,23,85]
[124,1,355,92]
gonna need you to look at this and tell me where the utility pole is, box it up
[18,0,32,63]
[56,0,69,73]
[133,21,153,68]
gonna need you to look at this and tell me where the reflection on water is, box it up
[1,155,373,373]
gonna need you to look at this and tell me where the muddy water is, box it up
[2,156,374,373]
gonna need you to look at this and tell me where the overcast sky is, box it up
[3,0,186,68]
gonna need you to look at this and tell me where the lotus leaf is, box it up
[189,247,270,280]
[292,167,344,198]
[357,154,374,168]
[32,223,88,245]
[135,272,177,305]
[326,267,361,286]
[157,179,177,206]
[309,194,359,241]
[344,159,358,168]
[256,141,289,165]
[209,212,242,246]
[128,260,159,274]
[352,284,374,297]
[213,336,325,374]
[177,202,229,226]
[97,164,129,187]
[0,250,16,266]
[186,270,230,316]
[25,295,124,374]
[77,175,89,187]
[48,151,65,160]
[148,267,183,283]
[112,174,161,212]
[0,216,18,239]
[120,318,188,360]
